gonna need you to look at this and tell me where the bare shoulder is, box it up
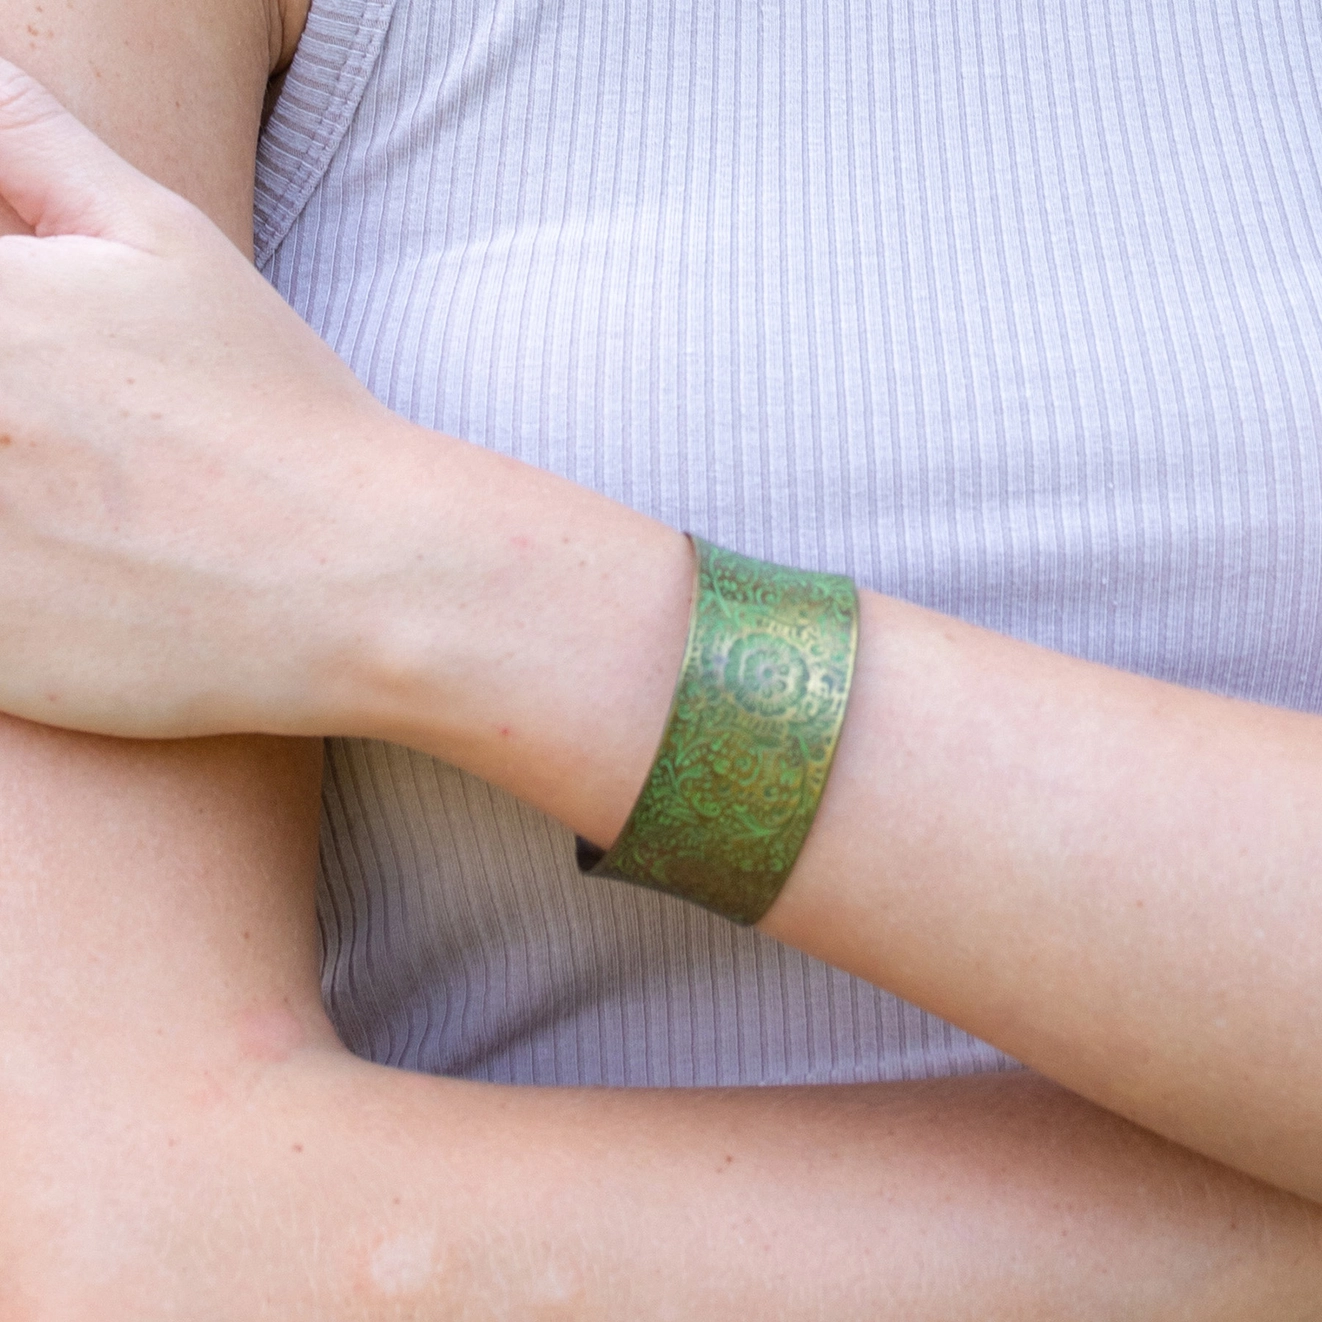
[0,0,311,246]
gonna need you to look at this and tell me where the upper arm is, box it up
[0,0,302,249]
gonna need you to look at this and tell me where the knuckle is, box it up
[0,67,64,134]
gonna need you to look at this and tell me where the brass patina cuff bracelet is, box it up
[577,536,859,925]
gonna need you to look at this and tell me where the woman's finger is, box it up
[0,56,168,244]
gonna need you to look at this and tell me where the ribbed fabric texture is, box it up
[256,0,1322,1085]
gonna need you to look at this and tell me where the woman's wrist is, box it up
[324,417,694,845]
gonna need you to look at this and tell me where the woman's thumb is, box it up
[0,56,161,242]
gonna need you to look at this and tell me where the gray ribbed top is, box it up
[256,0,1322,1085]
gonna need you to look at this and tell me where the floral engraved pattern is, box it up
[723,634,810,718]
[587,536,859,925]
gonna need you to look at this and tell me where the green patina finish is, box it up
[581,536,859,925]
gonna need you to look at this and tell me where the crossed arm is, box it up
[0,0,1319,1316]
[4,716,1319,1319]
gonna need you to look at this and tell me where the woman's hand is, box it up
[0,59,404,739]
[0,59,693,848]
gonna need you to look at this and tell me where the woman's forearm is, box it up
[304,416,1322,1200]
[188,1057,1322,1321]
